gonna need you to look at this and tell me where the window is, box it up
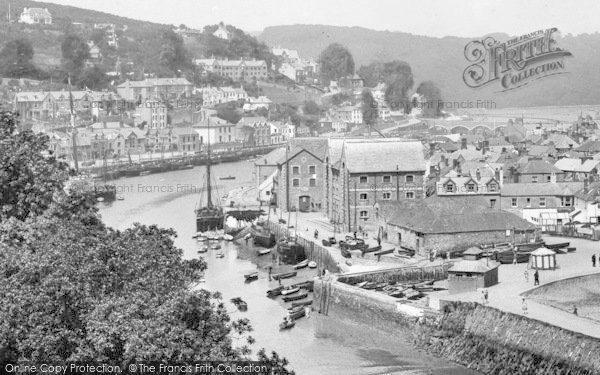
[309,165,316,174]
[467,183,476,192]
[309,178,316,187]
[490,199,496,208]
[292,166,299,175]
[446,183,454,193]
[382,175,391,183]
[488,183,497,192]
[406,192,414,199]
[539,197,546,207]
[532,176,538,183]
[383,192,391,200]
[561,196,572,207]
[359,193,368,200]
[511,198,518,207]
[359,210,368,218]
[406,175,414,183]
[292,179,299,187]
[359,176,368,183]
[547,175,552,182]
[526,198,531,208]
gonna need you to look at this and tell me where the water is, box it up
[98,160,476,375]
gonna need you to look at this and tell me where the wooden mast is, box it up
[68,74,79,173]
[206,117,212,208]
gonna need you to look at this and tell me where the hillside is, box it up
[259,25,600,108]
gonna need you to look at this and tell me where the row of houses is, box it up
[194,57,268,82]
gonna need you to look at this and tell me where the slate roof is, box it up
[255,147,285,166]
[343,140,426,173]
[117,78,192,88]
[449,259,500,273]
[576,140,600,153]
[519,159,563,174]
[15,92,50,102]
[527,144,554,157]
[279,138,329,163]
[542,134,579,149]
[554,158,600,173]
[379,197,536,234]
[500,182,584,197]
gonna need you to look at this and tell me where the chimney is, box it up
[550,172,557,183]
[453,159,459,170]
[494,168,501,182]
[584,178,589,193]
[429,143,436,157]
[461,138,467,150]
[476,168,481,181]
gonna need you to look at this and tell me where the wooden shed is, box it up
[448,259,500,294]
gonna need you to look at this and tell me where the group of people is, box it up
[523,269,540,285]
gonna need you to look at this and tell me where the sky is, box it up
[43,0,600,38]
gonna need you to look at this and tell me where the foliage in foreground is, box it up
[0,111,294,373]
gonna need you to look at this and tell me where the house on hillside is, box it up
[19,8,52,24]
[213,22,232,40]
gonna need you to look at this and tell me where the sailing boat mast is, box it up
[68,74,79,173]
[206,117,212,208]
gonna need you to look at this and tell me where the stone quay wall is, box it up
[337,263,451,285]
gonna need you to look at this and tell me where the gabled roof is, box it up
[519,159,563,174]
[554,158,600,173]
[574,182,600,202]
[527,144,554,157]
[279,138,329,164]
[576,140,600,153]
[256,147,286,166]
[343,140,426,173]
[542,134,579,149]
[16,92,51,102]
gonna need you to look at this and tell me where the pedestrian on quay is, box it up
[483,289,489,305]
[314,229,319,239]
[522,298,528,315]
[573,305,578,316]
[592,254,596,267]
[534,270,539,285]
[524,269,529,283]
[353,231,357,239]
[377,236,381,247]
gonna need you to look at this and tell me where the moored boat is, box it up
[219,176,236,180]
[293,259,309,270]
[282,293,308,302]
[272,271,297,280]
[545,242,570,250]
[257,248,272,256]
[267,286,284,297]
[230,297,247,311]
[244,272,258,281]
[197,246,208,253]
[291,300,313,307]
[280,287,300,296]
[279,318,295,330]
[308,261,317,269]
[216,251,224,258]
[211,244,221,250]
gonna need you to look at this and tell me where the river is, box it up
[97,159,476,375]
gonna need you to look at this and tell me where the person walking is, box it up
[522,298,528,315]
[592,254,596,267]
[377,236,381,247]
[524,270,529,283]
[534,270,539,286]
[483,289,489,305]
[573,305,578,316]
[314,229,318,239]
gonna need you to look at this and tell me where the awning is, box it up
[540,211,569,221]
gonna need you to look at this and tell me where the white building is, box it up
[213,22,232,40]
[193,117,236,145]
[243,96,272,112]
[272,47,300,63]
[134,100,168,130]
[19,8,52,24]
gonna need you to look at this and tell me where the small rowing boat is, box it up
[230,297,247,311]
[211,244,221,250]
[293,259,309,269]
[308,261,317,269]
[279,318,295,330]
[258,248,272,256]
[267,286,284,297]
[272,271,297,280]
[244,271,258,281]
[291,300,313,307]
[197,246,208,253]
[216,251,224,258]
[280,287,300,296]
[282,292,308,302]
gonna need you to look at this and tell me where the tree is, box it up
[357,61,414,110]
[318,43,354,85]
[216,102,242,124]
[61,34,90,72]
[0,112,70,222]
[0,110,294,373]
[416,81,443,117]
[159,30,191,76]
[78,66,109,90]
[361,90,378,126]
[302,100,321,116]
[0,38,39,78]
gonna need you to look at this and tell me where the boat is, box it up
[291,300,313,307]
[197,246,208,253]
[545,242,570,250]
[211,244,221,250]
[373,248,395,257]
[244,233,252,240]
[96,197,105,202]
[293,259,309,270]
[288,308,306,320]
[192,232,203,238]
[216,251,224,258]
[567,247,576,253]
[223,234,233,241]
[139,170,151,176]
[282,293,308,302]
[195,118,225,233]
[362,245,381,255]
[279,318,295,330]
[308,261,317,269]
[230,297,247,311]
[244,272,258,281]
[267,286,284,297]
[219,176,236,180]
[197,236,208,242]
[496,250,530,264]
[257,248,272,256]
[251,225,276,248]
[272,271,297,280]
[117,196,124,201]
[341,248,351,258]
[280,287,300,296]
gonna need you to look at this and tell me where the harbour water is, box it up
[97,159,477,375]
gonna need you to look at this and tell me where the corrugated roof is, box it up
[343,140,426,173]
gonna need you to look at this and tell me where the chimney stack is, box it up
[476,168,481,181]
[494,168,501,183]
[461,137,467,150]
[550,172,557,184]
[584,178,589,193]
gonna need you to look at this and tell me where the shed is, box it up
[462,247,484,261]
[447,259,500,294]
[530,247,557,270]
